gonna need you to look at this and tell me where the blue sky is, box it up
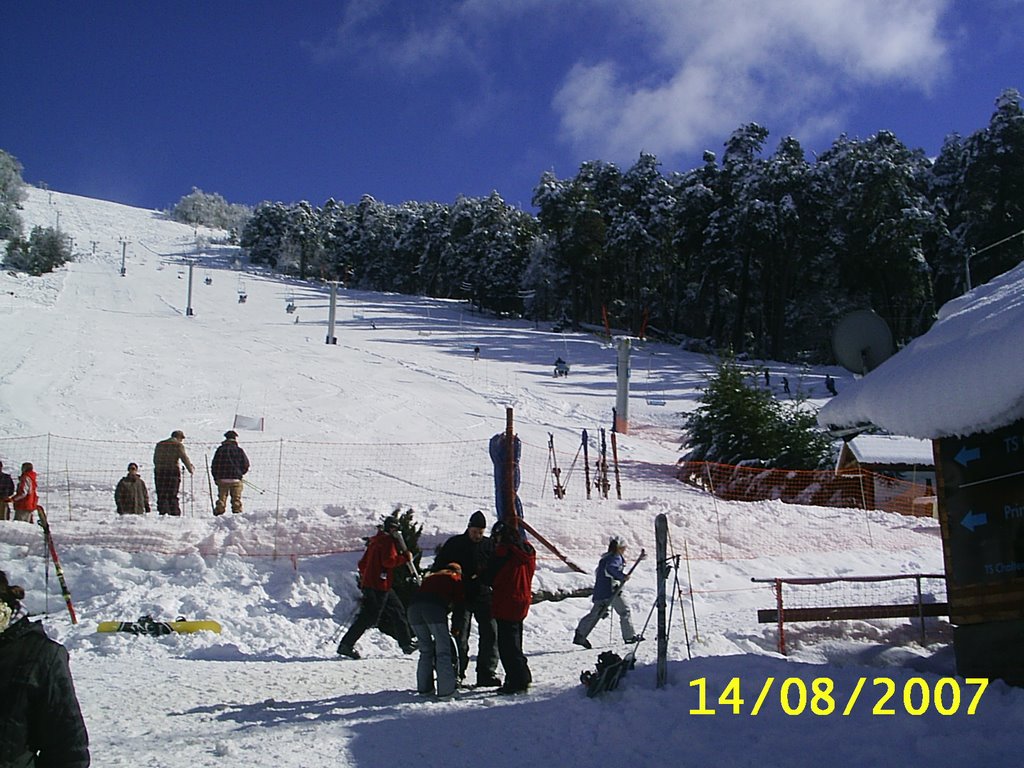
[3,1,1022,212]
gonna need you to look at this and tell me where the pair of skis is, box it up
[36,505,77,625]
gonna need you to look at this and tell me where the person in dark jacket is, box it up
[486,519,536,694]
[0,569,90,767]
[210,431,250,515]
[432,510,500,687]
[336,517,417,659]
[407,563,464,697]
[114,463,150,515]
[152,430,194,516]
[573,535,640,649]
[0,460,14,521]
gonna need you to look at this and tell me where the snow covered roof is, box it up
[840,434,934,466]
[819,260,1024,440]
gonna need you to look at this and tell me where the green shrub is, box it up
[4,226,73,275]
[683,358,834,469]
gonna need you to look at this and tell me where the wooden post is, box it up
[776,578,786,656]
[505,407,517,529]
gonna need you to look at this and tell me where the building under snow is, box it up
[819,260,1024,685]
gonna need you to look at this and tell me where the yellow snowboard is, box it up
[97,617,221,635]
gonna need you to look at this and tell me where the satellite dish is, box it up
[832,310,894,374]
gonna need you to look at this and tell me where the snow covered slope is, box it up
[0,188,1013,768]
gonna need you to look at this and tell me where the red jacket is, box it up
[490,540,536,622]
[413,570,464,608]
[357,532,408,592]
[13,470,38,512]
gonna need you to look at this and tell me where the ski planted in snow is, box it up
[97,615,222,635]
[548,432,566,499]
[35,505,78,624]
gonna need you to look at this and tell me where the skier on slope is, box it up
[210,431,250,515]
[432,510,501,688]
[0,569,90,767]
[152,430,194,516]
[336,517,417,659]
[573,535,642,649]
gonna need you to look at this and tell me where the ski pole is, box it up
[242,478,266,495]
[204,454,215,514]
[610,430,622,500]
[582,429,591,499]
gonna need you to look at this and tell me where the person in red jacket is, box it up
[486,519,536,694]
[336,517,417,659]
[407,563,464,697]
[11,462,38,523]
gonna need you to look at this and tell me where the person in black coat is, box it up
[210,430,250,515]
[0,569,90,767]
[432,510,501,687]
[0,460,14,520]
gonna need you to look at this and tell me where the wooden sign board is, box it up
[936,417,1024,624]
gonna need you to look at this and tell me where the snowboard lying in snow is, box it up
[97,615,222,636]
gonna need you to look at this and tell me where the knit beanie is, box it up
[468,510,487,529]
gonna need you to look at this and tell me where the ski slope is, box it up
[0,188,1015,768]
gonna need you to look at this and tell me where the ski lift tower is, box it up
[325,281,338,345]
[613,336,635,433]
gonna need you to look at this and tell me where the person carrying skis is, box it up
[432,510,501,688]
[0,460,14,521]
[337,516,417,659]
[573,535,641,649]
[152,430,194,516]
[407,563,464,697]
[10,462,38,524]
[114,462,150,515]
[486,519,535,694]
[0,569,91,767]
[210,430,250,515]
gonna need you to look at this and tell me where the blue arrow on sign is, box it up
[955,445,981,467]
[960,510,988,532]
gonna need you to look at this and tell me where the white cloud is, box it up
[304,1,477,75]
[553,0,953,161]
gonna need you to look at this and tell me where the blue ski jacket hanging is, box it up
[488,432,523,521]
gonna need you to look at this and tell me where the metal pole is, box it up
[185,261,195,317]
[326,282,338,344]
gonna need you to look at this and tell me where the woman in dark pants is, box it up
[487,520,536,694]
